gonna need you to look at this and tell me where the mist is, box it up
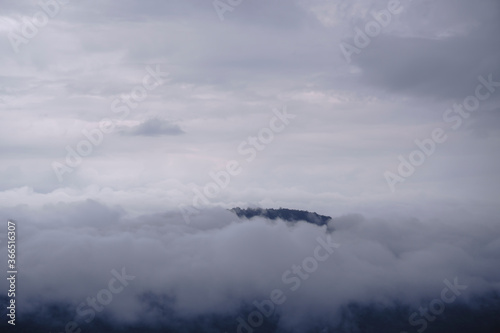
[1,201,499,332]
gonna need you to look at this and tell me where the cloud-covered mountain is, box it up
[230,207,332,227]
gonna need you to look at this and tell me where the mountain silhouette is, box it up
[230,207,332,226]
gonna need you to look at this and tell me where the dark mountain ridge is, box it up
[230,207,332,226]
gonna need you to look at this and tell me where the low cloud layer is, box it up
[1,202,499,332]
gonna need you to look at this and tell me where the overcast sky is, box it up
[1,1,500,332]
[1,0,500,218]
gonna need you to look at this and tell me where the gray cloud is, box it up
[354,28,500,100]
[0,0,498,214]
[120,118,184,137]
